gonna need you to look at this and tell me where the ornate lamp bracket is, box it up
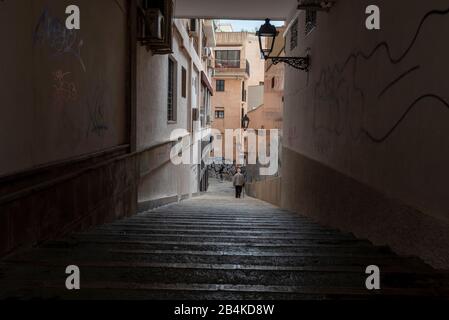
[269,55,310,71]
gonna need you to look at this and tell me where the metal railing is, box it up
[215,59,241,68]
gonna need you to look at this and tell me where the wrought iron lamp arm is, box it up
[266,55,310,71]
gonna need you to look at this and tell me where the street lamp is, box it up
[257,18,278,58]
[257,19,310,71]
[242,114,250,130]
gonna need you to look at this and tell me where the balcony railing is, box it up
[215,59,241,68]
[215,59,251,77]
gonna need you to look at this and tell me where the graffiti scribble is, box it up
[33,8,86,72]
[52,70,78,107]
[314,7,449,145]
[86,85,109,138]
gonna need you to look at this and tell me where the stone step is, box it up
[139,215,310,221]
[105,222,346,232]
[1,263,444,291]
[4,280,445,300]
[74,232,371,246]
[42,238,396,256]
[95,226,356,238]
[5,251,433,274]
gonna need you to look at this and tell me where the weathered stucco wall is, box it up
[282,0,449,268]
[0,0,128,177]
[213,79,244,132]
[0,0,135,258]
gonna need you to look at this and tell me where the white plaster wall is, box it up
[137,20,213,201]
[137,36,189,150]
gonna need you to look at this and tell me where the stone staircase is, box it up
[0,180,448,300]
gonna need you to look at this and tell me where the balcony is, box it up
[215,59,250,78]
[215,58,240,68]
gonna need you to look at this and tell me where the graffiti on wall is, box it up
[52,70,78,108]
[313,7,449,146]
[33,8,86,72]
[86,84,109,138]
[209,162,241,181]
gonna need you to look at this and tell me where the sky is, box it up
[217,20,285,32]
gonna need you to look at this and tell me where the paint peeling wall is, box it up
[0,0,128,177]
[282,0,449,268]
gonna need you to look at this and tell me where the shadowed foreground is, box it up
[0,180,448,300]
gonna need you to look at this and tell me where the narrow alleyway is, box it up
[0,180,448,300]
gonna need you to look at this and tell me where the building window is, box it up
[271,77,276,89]
[290,18,298,50]
[242,81,246,102]
[167,58,177,122]
[305,10,317,35]
[215,50,241,68]
[215,110,225,119]
[181,67,187,98]
[216,79,225,92]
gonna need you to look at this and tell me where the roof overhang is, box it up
[173,0,297,20]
